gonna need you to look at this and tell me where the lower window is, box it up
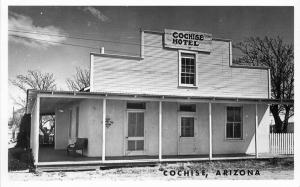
[226,107,242,139]
[181,117,194,137]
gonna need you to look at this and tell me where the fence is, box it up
[269,133,294,154]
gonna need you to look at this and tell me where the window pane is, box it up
[128,140,135,151]
[234,123,242,138]
[128,113,136,137]
[190,65,195,73]
[190,58,195,65]
[186,58,190,65]
[136,113,144,137]
[234,108,242,122]
[226,123,233,138]
[227,108,234,121]
[190,77,195,84]
[136,140,144,150]
[181,117,194,137]
[127,102,146,109]
[179,104,196,112]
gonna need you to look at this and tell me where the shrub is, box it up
[8,147,34,171]
[16,114,31,149]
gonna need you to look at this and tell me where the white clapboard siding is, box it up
[93,31,269,98]
[269,133,294,155]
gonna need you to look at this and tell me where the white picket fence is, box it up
[269,133,294,154]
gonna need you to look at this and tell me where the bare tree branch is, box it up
[66,67,90,91]
[233,36,294,133]
[10,70,57,134]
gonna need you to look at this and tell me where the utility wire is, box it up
[9,29,237,52]
[9,33,245,60]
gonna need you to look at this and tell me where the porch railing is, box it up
[269,133,294,155]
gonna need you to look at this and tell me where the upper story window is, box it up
[179,52,197,87]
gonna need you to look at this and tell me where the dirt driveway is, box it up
[8,157,294,181]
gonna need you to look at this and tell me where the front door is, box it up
[126,111,145,155]
[178,113,198,155]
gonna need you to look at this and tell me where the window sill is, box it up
[225,138,244,142]
[178,85,198,89]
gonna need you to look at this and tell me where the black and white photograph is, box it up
[0,1,298,185]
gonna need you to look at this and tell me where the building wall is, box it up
[92,31,269,98]
[63,99,269,157]
[54,107,70,149]
[211,103,269,154]
[78,99,102,156]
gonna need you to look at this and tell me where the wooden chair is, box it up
[67,138,88,156]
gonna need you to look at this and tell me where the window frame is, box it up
[178,50,198,88]
[225,106,243,140]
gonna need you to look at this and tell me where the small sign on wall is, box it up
[164,29,212,52]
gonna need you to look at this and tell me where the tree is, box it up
[234,36,294,133]
[66,67,90,91]
[11,70,57,135]
[11,70,57,108]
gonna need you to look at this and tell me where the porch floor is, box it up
[38,147,256,163]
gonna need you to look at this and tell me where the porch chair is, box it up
[66,138,88,156]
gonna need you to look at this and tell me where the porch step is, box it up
[37,163,101,172]
[37,162,159,172]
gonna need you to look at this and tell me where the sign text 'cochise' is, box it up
[164,29,212,52]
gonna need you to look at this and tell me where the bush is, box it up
[8,147,34,171]
[16,114,31,149]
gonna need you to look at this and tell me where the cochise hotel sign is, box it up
[164,29,212,52]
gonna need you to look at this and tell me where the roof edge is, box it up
[90,52,143,60]
[28,90,294,105]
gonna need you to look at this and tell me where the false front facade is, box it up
[27,29,286,168]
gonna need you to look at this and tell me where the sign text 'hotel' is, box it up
[164,29,212,52]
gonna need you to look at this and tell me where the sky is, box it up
[7,6,294,116]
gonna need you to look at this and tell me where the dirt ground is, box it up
[8,157,294,180]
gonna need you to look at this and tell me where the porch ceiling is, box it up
[40,97,83,115]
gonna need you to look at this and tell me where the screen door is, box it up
[126,112,144,154]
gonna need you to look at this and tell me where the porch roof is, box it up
[26,89,294,114]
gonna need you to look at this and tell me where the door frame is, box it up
[177,112,197,155]
[124,109,146,156]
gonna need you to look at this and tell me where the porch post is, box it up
[102,98,106,161]
[34,96,40,165]
[158,101,162,161]
[208,102,212,160]
[255,104,258,158]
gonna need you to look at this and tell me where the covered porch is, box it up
[38,146,257,163]
[27,90,293,168]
